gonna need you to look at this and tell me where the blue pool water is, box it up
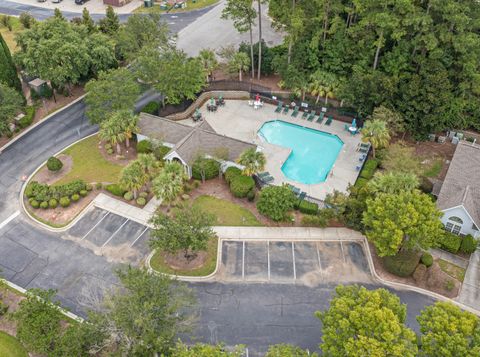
[258,120,343,184]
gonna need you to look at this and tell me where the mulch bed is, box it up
[163,251,208,271]
[32,154,73,185]
[97,140,138,166]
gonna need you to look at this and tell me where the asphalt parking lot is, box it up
[65,207,151,264]
[218,240,372,286]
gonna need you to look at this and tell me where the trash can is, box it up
[144,0,152,7]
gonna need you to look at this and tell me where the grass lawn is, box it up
[192,195,262,226]
[0,332,28,357]
[438,259,466,282]
[423,158,443,178]
[0,17,23,53]
[150,238,218,277]
[135,0,219,14]
[55,135,124,185]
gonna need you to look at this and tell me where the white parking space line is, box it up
[101,219,129,248]
[316,242,324,278]
[292,242,296,280]
[340,241,346,263]
[130,227,149,248]
[81,211,110,241]
[267,241,271,281]
[242,241,245,280]
[0,211,20,231]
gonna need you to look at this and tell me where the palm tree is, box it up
[99,117,126,154]
[120,161,148,199]
[152,161,186,207]
[230,52,250,81]
[121,111,139,148]
[237,148,266,176]
[309,70,338,104]
[361,119,391,158]
[137,153,158,178]
[198,48,218,82]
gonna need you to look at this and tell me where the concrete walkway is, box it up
[458,249,480,310]
[430,248,469,269]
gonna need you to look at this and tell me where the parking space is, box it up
[64,207,151,264]
[218,240,372,285]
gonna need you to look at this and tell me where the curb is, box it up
[0,94,86,154]
[1,278,84,322]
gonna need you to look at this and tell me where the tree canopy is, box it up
[0,82,24,135]
[0,32,21,92]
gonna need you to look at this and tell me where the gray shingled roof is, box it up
[437,141,480,226]
[138,112,256,165]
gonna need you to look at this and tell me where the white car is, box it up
[51,0,62,3]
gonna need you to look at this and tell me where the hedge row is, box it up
[439,232,462,254]
[17,106,35,129]
[298,200,318,215]
[25,180,89,209]
[230,175,255,198]
[359,159,379,180]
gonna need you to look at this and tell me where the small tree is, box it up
[136,153,158,179]
[0,32,22,91]
[362,190,444,257]
[417,302,480,356]
[98,6,119,36]
[257,185,297,221]
[265,344,318,357]
[372,105,406,138]
[369,171,419,195]
[309,70,338,105]
[229,52,250,81]
[0,83,24,135]
[382,142,422,175]
[361,119,391,158]
[150,205,216,260]
[198,48,218,82]
[152,161,186,207]
[98,112,126,154]
[82,8,96,33]
[237,148,266,176]
[120,161,148,199]
[316,285,418,357]
[19,12,35,29]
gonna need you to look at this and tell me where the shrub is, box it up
[139,191,148,198]
[383,249,421,277]
[445,280,455,291]
[355,177,369,188]
[192,158,220,180]
[30,200,39,208]
[257,185,297,221]
[48,198,58,209]
[107,148,114,155]
[18,106,35,129]
[59,197,70,207]
[154,145,171,160]
[46,156,63,172]
[302,214,328,228]
[105,183,126,197]
[298,200,318,215]
[19,12,35,29]
[230,175,255,198]
[439,232,462,254]
[141,101,160,115]
[79,190,88,197]
[136,140,152,154]
[421,253,433,267]
[136,197,146,206]
[359,159,379,180]
[95,182,103,190]
[86,184,93,191]
[193,180,201,188]
[460,234,478,254]
[225,166,242,184]
[71,194,80,202]
[0,301,8,316]
[104,143,112,150]
[25,180,86,202]
[247,189,256,202]
[124,191,134,201]
[40,201,49,209]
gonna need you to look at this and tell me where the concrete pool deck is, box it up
[180,100,363,200]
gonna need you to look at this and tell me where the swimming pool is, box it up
[258,120,343,184]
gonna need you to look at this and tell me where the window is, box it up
[472,223,478,231]
[448,216,463,224]
[445,222,462,235]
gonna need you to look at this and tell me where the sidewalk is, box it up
[457,249,480,310]
[430,248,469,269]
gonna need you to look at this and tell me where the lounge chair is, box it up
[257,172,270,178]
[316,112,325,123]
[301,110,309,119]
[355,165,361,171]
[307,112,315,121]
[287,184,301,196]
[298,192,307,201]
[359,142,370,148]
[274,102,283,113]
[325,116,333,125]
[359,154,366,162]
[291,106,300,118]
[359,147,369,154]
[262,175,274,184]
[282,105,289,114]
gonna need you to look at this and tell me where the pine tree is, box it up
[0,32,22,92]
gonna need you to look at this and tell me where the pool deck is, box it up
[179,100,363,200]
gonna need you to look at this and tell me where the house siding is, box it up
[441,206,480,238]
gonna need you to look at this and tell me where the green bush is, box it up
[421,252,433,267]
[192,158,220,180]
[225,166,242,184]
[25,180,86,202]
[59,197,70,207]
[48,198,58,209]
[154,145,171,160]
[139,191,148,198]
[86,184,93,191]
[141,101,160,115]
[30,200,39,208]
[230,175,255,198]
[104,143,112,150]
[247,189,256,202]
[0,301,8,316]
[383,249,421,277]
[460,234,478,254]
[136,197,146,206]
[298,200,318,215]
[359,159,379,180]
[257,185,297,221]
[439,232,462,254]
[46,156,63,172]
[124,191,134,201]
[302,214,328,227]
[354,177,369,188]
[71,194,80,202]
[18,106,35,129]
[107,148,114,155]
[136,140,153,154]
[105,183,126,197]
[79,189,88,197]
[40,201,49,209]
[95,182,103,190]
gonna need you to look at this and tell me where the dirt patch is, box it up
[97,140,138,166]
[163,251,208,271]
[0,287,24,337]
[369,243,460,298]
[32,154,73,185]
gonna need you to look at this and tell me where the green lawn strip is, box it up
[55,135,123,185]
[437,259,466,282]
[135,0,219,14]
[0,332,28,357]
[423,158,443,178]
[192,195,262,226]
[150,238,218,277]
